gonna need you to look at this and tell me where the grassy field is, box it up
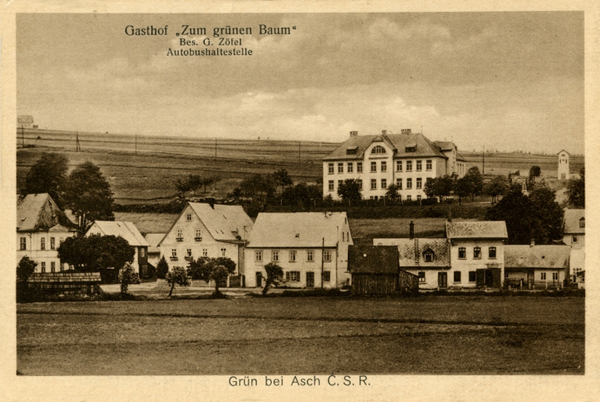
[17,295,584,375]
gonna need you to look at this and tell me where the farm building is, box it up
[348,245,418,295]
[86,221,150,277]
[504,245,570,290]
[17,193,77,273]
[158,202,253,282]
[26,272,102,296]
[245,212,352,288]
[322,128,466,201]
[563,209,585,249]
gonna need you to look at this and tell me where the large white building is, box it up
[323,129,466,201]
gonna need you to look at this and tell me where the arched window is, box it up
[371,145,386,154]
[423,248,435,262]
[579,217,585,228]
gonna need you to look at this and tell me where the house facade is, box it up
[504,245,570,290]
[17,193,77,273]
[144,233,166,269]
[158,203,253,278]
[245,212,352,289]
[86,221,150,277]
[563,209,585,249]
[322,129,466,201]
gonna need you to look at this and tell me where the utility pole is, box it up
[482,145,485,175]
[214,138,217,162]
[135,135,137,156]
[75,132,81,152]
[298,141,301,168]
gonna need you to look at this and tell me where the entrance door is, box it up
[306,272,315,288]
[256,272,262,288]
[438,272,447,289]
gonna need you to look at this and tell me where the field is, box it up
[16,129,583,205]
[17,295,584,375]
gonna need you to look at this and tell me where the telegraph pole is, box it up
[298,141,301,168]
[482,146,485,175]
[214,138,217,162]
[75,132,81,152]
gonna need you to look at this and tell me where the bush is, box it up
[156,256,169,279]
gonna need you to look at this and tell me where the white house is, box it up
[322,129,466,201]
[86,221,150,277]
[245,212,353,289]
[158,203,253,277]
[504,245,570,290]
[17,193,77,273]
[563,209,585,249]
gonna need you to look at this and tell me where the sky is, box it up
[17,12,584,154]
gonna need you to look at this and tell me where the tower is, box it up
[557,150,570,180]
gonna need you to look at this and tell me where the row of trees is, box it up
[174,174,222,198]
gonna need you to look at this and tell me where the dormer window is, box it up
[405,146,416,152]
[371,145,386,154]
[346,146,358,155]
[423,248,435,262]
[579,217,585,228]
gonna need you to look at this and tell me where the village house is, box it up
[17,193,77,273]
[158,202,253,280]
[144,233,166,269]
[322,129,466,201]
[562,208,585,285]
[504,245,570,290]
[86,221,150,277]
[245,212,352,289]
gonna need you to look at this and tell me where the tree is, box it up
[567,167,585,208]
[17,256,37,302]
[187,256,236,297]
[528,184,564,244]
[63,162,114,234]
[385,184,400,201]
[462,167,484,201]
[453,177,471,205]
[424,176,453,199]
[118,262,138,295]
[24,153,69,208]
[240,174,276,206]
[165,266,190,297]
[156,256,169,279]
[272,168,294,194]
[337,179,361,205]
[483,175,510,204]
[174,177,192,198]
[262,262,284,295]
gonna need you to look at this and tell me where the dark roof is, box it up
[374,238,450,268]
[17,193,75,232]
[446,221,508,239]
[323,132,451,161]
[27,272,102,283]
[348,245,399,274]
[563,209,585,234]
[504,245,570,269]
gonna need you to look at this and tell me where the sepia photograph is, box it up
[3,3,598,402]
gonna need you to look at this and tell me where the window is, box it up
[221,248,226,257]
[60,237,64,244]
[289,250,297,262]
[272,250,279,262]
[51,262,56,273]
[203,248,208,257]
[454,271,461,283]
[323,250,332,262]
[396,178,402,189]
[579,217,585,228]
[41,262,46,273]
[371,161,377,172]
[347,162,353,173]
[396,160,402,171]
[381,179,387,189]
[307,250,314,262]
[176,229,183,241]
[186,213,192,221]
[552,272,559,281]
[20,237,26,250]
[187,249,192,257]
[328,180,334,192]
[338,163,344,173]
[371,145,386,154]
[41,237,46,250]
[423,249,434,262]
[381,161,387,172]
[426,160,432,171]
[195,229,202,240]
[255,250,263,262]
[489,247,497,258]
[328,163,334,174]
[357,179,363,191]
[473,247,481,259]
[417,195,422,201]
[572,235,578,244]
[416,160,422,171]
[458,247,466,259]
[406,160,413,171]
[406,195,411,201]
[416,178,422,189]
[50,237,56,250]
[406,178,412,189]
[418,271,426,283]
[286,271,300,282]
[469,271,476,282]
[323,271,331,282]
[141,248,146,257]
[357,162,363,173]
[171,249,177,257]
[541,272,547,280]
[338,181,343,191]
[370,179,377,190]
[60,263,65,272]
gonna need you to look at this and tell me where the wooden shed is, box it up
[349,245,419,295]
[27,272,102,295]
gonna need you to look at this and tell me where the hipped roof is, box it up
[504,245,570,269]
[446,221,508,239]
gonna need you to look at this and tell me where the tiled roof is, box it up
[323,132,450,161]
[374,238,450,268]
[88,221,149,247]
[17,193,75,232]
[348,245,399,274]
[246,212,349,248]
[188,203,253,241]
[144,233,166,253]
[563,209,585,234]
[446,221,508,239]
[504,245,570,269]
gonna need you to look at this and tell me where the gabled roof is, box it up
[246,212,349,248]
[348,245,399,274]
[557,149,570,155]
[446,221,508,239]
[323,132,450,161]
[563,209,585,234]
[432,141,455,151]
[17,193,75,232]
[504,245,570,269]
[88,221,149,247]
[374,238,450,268]
[188,203,253,241]
[144,233,166,253]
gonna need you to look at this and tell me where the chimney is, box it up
[409,221,414,239]
[401,129,412,135]
[350,131,358,137]
[530,239,535,247]
[381,130,387,135]
[207,198,215,209]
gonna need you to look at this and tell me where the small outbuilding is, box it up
[26,272,102,295]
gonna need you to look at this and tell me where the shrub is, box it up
[156,256,169,279]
